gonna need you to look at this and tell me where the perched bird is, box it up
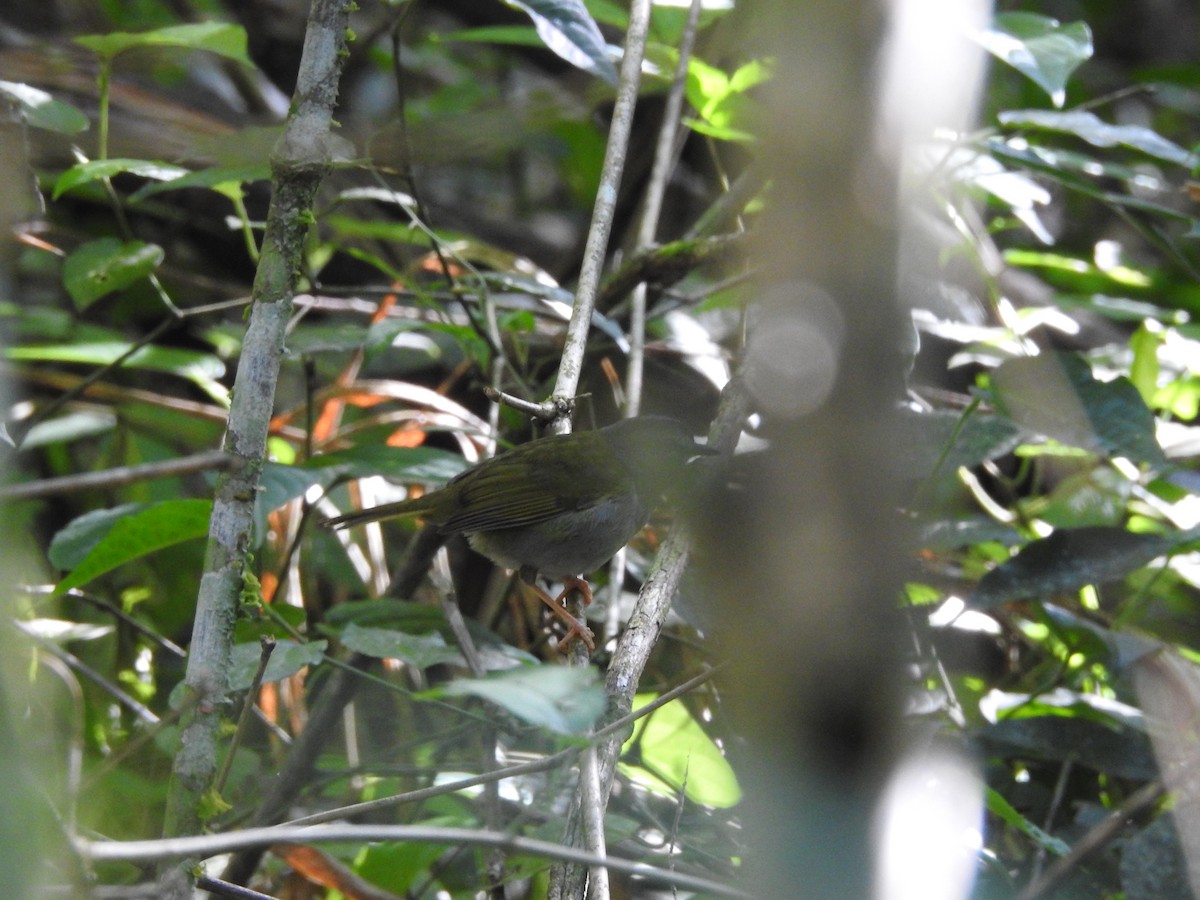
[322,416,713,650]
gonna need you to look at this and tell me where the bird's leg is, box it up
[517,569,595,652]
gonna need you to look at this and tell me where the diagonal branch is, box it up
[159,0,354,863]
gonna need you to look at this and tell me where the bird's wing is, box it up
[438,436,628,532]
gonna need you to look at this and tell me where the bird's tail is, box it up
[320,496,434,530]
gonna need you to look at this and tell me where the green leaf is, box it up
[1129,325,1161,407]
[433,665,605,734]
[306,444,466,484]
[60,238,164,308]
[500,0,618,84]
[443,25,547,48]
[684,56,771,143]
[896,407,1023,478]
[620,694,742,808]
[339,623,464,668]
[986,788,1071,856]
[74,22,255,68]
[52,499,212,595]
[49,503,146,569]
[228,639,328,691]
[0,81,89,134]
[973,13,1092,108]
[19,409,117,450]
[999,109,1198,168]
[53,159,189,200]
[989,352,1165,465]
[323,599,452,632]
[969,526,1199,610]
[128,163,270,203]
[1039,467,1131,529]
[4,340,228,404]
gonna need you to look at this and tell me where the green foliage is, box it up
[14,0,1200,896]
[74,22,255,67]
[432,664,607,735]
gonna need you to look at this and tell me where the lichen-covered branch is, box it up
[160,0,354,853]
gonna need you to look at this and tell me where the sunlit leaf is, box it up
[999,109,1198,168]
[74,22,255,67]
[500,0,617,84]
[0,81,89,134]
[433,665,605,734]
[620,693,741,808]
[19,409,117,449]
[129,163,270,203]
[973,13,1092,108]
[989,352,1165,465]
[53,159,189,200]
[16,619,114,643]
[4,340,228,403]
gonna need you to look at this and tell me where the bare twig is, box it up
[0,450,236,500]
[547,0,654,425]
[1017,779,1166,900]
[80,824,747,899]
[280,664,721,827]
[214,637,276,795]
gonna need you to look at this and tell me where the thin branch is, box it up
[1016,779,1166,900]
[214,637,276,795]
[0,450,236,500]
[280,664,722,828]
[78,824,747,899]
[547,0,655,426]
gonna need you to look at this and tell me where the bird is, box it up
[322,416,713,651]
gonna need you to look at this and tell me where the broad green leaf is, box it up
[0,81,89,134]
[973,13,1091,108]
[306,444,466,485]
[339,624,464,668]
[49,503,147,569]
[620,693,741,808]
[74,22,254,68]
[53,159,189,200]
[999,109,1198,168]
[5,340,228,404]
[52,499,213,596]
[228,639,328,691]
[981,715,1156,779]
[324,599,451,632]
[968,526,1200,610]
[683,56,770,143]
[443,25,546,47]
[989,352,1165,465]
[60,238,164,308]
[896,407,1023,478]
[1129,324,1162,405]
[128,163,270,203]
[1039,467,1131,529]
[434,665,605,734]
[500,0,618,84]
